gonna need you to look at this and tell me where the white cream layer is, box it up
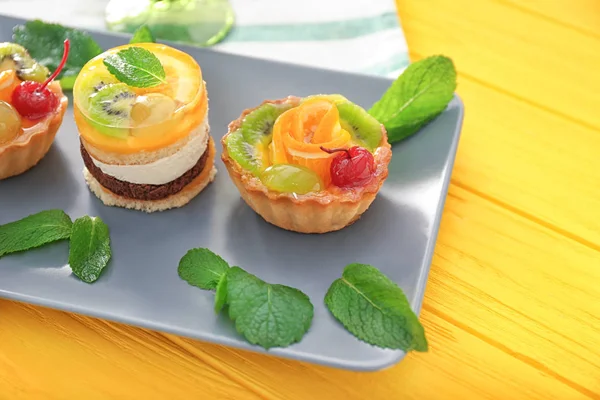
[90,118,209,185]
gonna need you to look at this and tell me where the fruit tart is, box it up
[0,41,69,180]
[221,95,392,233]
[73,43,215,212]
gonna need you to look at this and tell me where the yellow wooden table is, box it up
[2,1,599,398]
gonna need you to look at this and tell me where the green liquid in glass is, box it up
[105,0,234,46]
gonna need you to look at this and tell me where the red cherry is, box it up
[11,39,70,121]
[320,146,376,188]
[12,81,60,120]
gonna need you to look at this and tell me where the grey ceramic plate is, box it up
[0,15,464,371]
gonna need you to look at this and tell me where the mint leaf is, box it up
[214,272,228,313]
[325,263,428,352]
[178,248,230,290]
[130,25,156,44]
[103,47,166,88]
[0,210,72,257]
[368,55,456,143]
[13,20,103,89]
[68,216,111,283]
[226,267,314,349]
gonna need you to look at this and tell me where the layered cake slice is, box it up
[72,43,215,212]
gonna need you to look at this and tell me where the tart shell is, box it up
[221,96,393,234]
[0,96,68,180]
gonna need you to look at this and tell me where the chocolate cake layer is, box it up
[81,141,209,201]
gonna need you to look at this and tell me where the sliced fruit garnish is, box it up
[73,68,120,111]
[0,70,19,103]
[283,129,351,159]
[260,164,324,195]
[311,102,342,144]
[270,99,354,187]
[336,102,382,151]
[0,100,21,145]
[73,86,208,154]
[0,42,49,82]
[226,129,269,175]
[270,108,294,165]
[130,93,176,127]
[295,98,331,142]
[241,102,292,146]
[86,83,135,138]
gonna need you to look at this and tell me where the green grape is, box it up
[0,101,21,145]
[260,164,324,195]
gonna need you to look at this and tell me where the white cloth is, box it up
[0,0,409,78]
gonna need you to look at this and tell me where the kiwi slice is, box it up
[87,83,136,139]
[240,103,292,146]
[74,70,120,110]
[226,129,269,175]
[336,102,383,151]
[0,43,49,82]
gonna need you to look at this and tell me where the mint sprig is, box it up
[103,47,166,88]
[129,25,156,44]
[369,55,457,143]
[325,263,428,352]
[177,249,314,349]
[0,210,112,284]
[0,210,72,257]
[68,216,112,284]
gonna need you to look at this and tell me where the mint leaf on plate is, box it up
[226,267,314,349]
[103,47,166,88]
[130,25,156,44]
[368,55,457,144]
[176,248,313,348]
[68,216,111,283]
[325,263,428,352]
[214,272,228,313]
[178,248,230,290]
[13,20,103,90]
[0,209,72,257]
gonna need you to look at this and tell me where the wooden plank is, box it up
[396,0,600,130]
[395,0,600,246]
[448,78,600,246]
[1,186,598,399]
[497,0,600,38]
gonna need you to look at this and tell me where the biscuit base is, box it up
[83,138,217,213]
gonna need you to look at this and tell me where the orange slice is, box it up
[0,70,19,104]
[295,98,331,142]
[312,103,341,143]
[271,108,295,164]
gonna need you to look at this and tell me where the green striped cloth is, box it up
[0,0,408,78]
[215,0,409,78]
